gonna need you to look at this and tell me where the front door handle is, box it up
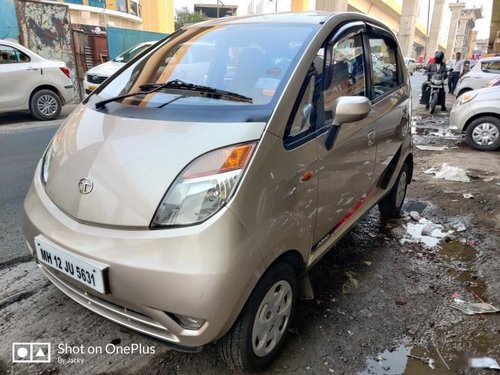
[26,67,39,71]
[367,130,376,147]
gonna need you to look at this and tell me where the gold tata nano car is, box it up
[23,12,413,371]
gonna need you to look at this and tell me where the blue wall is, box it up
[107,27,167,59]
[0,0,19,41]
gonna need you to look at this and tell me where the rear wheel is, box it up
[219,262,297,372]
[465,116,500,151]
[30,89,62,121]
[379,163,409,219]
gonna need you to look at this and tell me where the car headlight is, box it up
[41,141,54,185]
[457,92,476,105]
[151,142,256,228]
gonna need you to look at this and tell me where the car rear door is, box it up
[0,44,38,110]
[313,22,377,246]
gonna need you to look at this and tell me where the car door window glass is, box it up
[368,36,399,98]
[0,46,19,64]
[323,34,365,123]
[482,61,500,74]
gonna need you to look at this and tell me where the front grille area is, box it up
[87,74,107,84]
[39,264,179,343]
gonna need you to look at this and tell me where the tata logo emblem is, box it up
[78,178,94,194]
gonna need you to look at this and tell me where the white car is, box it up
[0,40,75,120]
[455,56,500,97]
[404,57,416,75]
[83,41,155,94]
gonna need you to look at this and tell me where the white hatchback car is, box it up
[83,41,155,94]
[455,56,500,96]
[0,40,75,120]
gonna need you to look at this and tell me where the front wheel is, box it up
[219,262,297,372]
[429,91,438,114]
[378,163,409,219]
[30,89,62,121]
[465,116,500,151]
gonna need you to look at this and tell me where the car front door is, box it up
[313,23,377,246]
[0,44,37,110]
[365,26,409,184]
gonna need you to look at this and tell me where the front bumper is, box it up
[449,103,469,134]
[23,163,264,347]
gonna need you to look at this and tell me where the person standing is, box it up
[448,51,464,95]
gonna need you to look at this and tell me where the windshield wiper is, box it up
[95,79,252,110]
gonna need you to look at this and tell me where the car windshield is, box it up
[95,24,317,110]
[113,43,152,63]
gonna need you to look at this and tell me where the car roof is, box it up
[0,39,22,48]
[188,11,334,27]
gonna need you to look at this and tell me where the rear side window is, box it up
[368,35,400,99]
[0,45,30,64]
[481,61,500,74]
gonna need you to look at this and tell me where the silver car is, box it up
[449,86,500,151]
[23,12,413,371]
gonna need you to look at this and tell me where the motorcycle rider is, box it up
[420,51,448,111]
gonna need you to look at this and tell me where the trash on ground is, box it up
[435,163,470,182]
[469,357,500,370]
[424,167,439,175]
[407,354,436,369]
[342,271,360,294]
[421,222,445,236]
[410,211,421,221]
[463,193,474,199]
[403,218,450,247]
[450,222,467,232]
[416,145,448,151]
[452,299,500,315]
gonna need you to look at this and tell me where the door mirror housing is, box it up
[325,96,371,150]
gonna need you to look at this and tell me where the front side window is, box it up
[368,35,400,99]
[0,45,30,64]
[323,34,365,121]
[96,24,317,113]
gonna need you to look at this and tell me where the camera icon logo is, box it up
[12,343,51,363]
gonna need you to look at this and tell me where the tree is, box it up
[175,7,208,30]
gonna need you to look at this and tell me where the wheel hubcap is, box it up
[472,123,499,146]
[396,171,407,208]
[37,95,58,116]
[252,280,293,357]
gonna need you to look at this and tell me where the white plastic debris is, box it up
[450,222,467,232]
[469,357,500,370]
[452,299,500,315]
[410,211,421,221]
[415,145,448,151]
[463,193,474,199]
[434,163,470,182]
[424,167,439,175]
[403,218,449,247]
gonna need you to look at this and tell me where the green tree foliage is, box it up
[175,7,208,30]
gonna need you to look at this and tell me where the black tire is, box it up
[30,89,62,121]
[464,116,500,151]
[429,92,438,114]
[378,163,409,219]
[219,262,297,372]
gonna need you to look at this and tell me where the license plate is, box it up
[35,236,108,294]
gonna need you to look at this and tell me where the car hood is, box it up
[86,61,124,78]
[44,105,266,227]
[468,86,500,99]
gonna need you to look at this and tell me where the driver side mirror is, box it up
[325,96,371,150]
